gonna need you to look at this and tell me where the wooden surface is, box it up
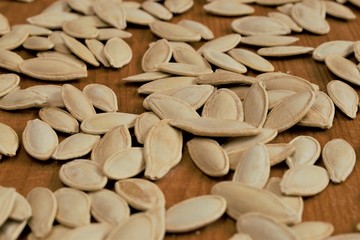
[1,0,360,239]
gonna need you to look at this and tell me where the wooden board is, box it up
[0,0,360,239]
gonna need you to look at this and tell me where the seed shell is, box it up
[164,0,194,14]
[0,49,23,73]
[142,39,172,72]
[313,40,354,62]
[231,16,291,35]
[0,122,18,157]
[142,1,173,21]
[0,187,16,227]
[138,77,197,94]
[0,28,29,50]
[27,187,57,238]
[202,50,247,74]
[268,11,303,32]
[80,112,138,134]
[0,89,47,110]
[177,19,214,40]
[93,0,126,29]
[115,178,166,210]
[89,189,130,225]
[144,120,183,180]
[27,85,64,108]
[228,48,274,72]
[257,46,314,57]
[322,138,356,183]
[187,138,229,177]
[39,107,79,134]
[54,188,91,227]
[204,1,255,16]
[240,35,299,47]
[243,81,268,127]
[104,37,132,68]
[286,135,321,168]
[83,83,118,112]
[62,84,96,122]
[149,21,201,42]
[166,195,227,233]
[327,80,358,118]
[91,125,131,166]
[22,119,58,161]
[59,159,107,191]
[135,112,161,144]
[291,221,334,240]
[52,133,100,160]
[280,165,330,196]
[157,63,213,77]
[9,192,32,221]
[197,34,241,53]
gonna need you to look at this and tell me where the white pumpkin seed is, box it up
[103,147,145,180]
[115,178,166,210]
[164,0,194,14]
[37,51,87,71]
[54,188,91,227]
[231,16,291,35]
[0,49,23,73]
[85,39,111,67]
[27,225,72,240]
[124,8,156,26]
[236,212,298,240]
[144,120,183,180]
[97,28,132,41]
[19,57,87,81]
[122,71,170,82]
[62,84,96,122]
[233,143,270,189]
[257,46,314,57]
[286,135,321,168]
[326,55,360,86]
[268,90,295,109]
[198,34,241,53]
[59,159,107,191]
[187,137,229,177]
[0,13,10,35]
[291,221,334,240]
[142,39,172,72]
[166,195,226,232]
[22,119,58,161]
[177,19,214,40]
[142,1,173,21]
[312,40,354,62]
[80,112,138,134]
[243,82,268,127]
[197,71,257,85]
[324,1,356,20]
[62,223,112,240]
[322,138,356,183]
[138,77,197,94]
[89,189,130,225]
[104,37,132,68]
[0,187,16,227]
[157,62,213,76]
[327,80,358,118]
[172,46,211,69]
[91,125,131,166]
[135,112,161,144]
[268,11,303,32]
[211,181,297,224]
[240,35,299,47]
[27,85,64,108]
[67,0,95,15]
[149,21,201,42]
[62,18,99,39]
[9,192,32,221]
[280,165,329,196]
[48,31,71,54]
[93,0,126,29]
[0,219,27,240]
[52,133,100,160]
[27,187,57,238]
[264,91,316,132]
[0,122,18,157]
[83,83,118,112]
[228,48,274,72]
[266,143,295,166]
[27,12,80,29]
[203,50,247,74]
[39,107,79,134]
[204,1,254,16]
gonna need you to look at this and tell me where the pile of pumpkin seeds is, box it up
[0,0,360,239]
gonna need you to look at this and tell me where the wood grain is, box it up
[0,0,360,239]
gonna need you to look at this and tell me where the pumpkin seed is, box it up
[231,16,291,35]
[52,133,100,160]
[27,187,57,238]
[0,13,10,35]
[202,88,244,121]
[0,123,18,157]
[291,221,334,240]
[236,212,299,240]
[169,117,261,137]
[142,1,173,21]
[0,219,27,240]
[257,46,314,57]
[228,233,253,240]
[97,28,132,41]
[59,159,107,191]
[172,46,211,69]
[354,41,360,62]
[228,48,274,72]
[135,112,161,144]
[164,0,194,14]
[0,28,29,50]
[324,1,356,20]
[233,143,270,189]
[83,83,118,112]
[61,223,112,240]
[268,11,302,32]
[202,50,247,74]
[39,107,79,134]
[197,34,241,53]
[67,0,95,15]
[124,8,156,26]
[142,39,172,72]
[149,21,201,42]
[22,119,58,161]
[312,40,354,62]
[268,90,295,109]
[19,57,87,81]
[264,91,316,132]
[89,189,130,225]
[85,39,111,67]
[0,89,47,110]
[280,165,330,196]
[54,188,91,227]
[243,82,268,127]
[62,18,99,39]
[204,1,254,16]
[177,19,214,40]
[211,181,297,224]
[187,137,229,177]
[0,49,23,73]
[115,178,166,210]
[144,120,183,180]
[61,33,99,67]
[27,85,64,108]
[291,3,330,35]
[197,71,257,86]
[327,80,358,118]
[104,37,132,68]
[166,195,226,232]
[91,125,131,166]
[48,31,71,54]
[322,138,356,183]
[27,12,80,29]
[103,147,145,180]
[157,62,213,76]
[93,0,126,29]
[80,112,138,134]
[266,143,296,166]
[27,225,71,240]
[122,71,170,82]
[138,77,197,94]
[62,84,96,122]
[0,187,16,227]
[286,135,321,168]
[9,192,32,221]
[240,35,299,47]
